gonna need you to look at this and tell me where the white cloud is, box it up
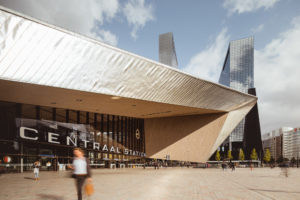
[223,0,280,15]
[251,24,264,33]
[91,29,118,46]
[0,0,120,45]
[182,28,229,82]
[255,15,300,133]
[123,0,154,39]
[184,17,300,134]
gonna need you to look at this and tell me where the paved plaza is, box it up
[0,167,300,200]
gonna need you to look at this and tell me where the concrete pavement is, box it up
[0,167,299,200]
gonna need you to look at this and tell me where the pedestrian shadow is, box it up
[37,194,64,200]
[24,177,35,180]
[250,188,300,194]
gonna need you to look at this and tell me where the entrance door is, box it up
[39,148,56,171]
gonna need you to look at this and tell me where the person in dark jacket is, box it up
[69,148,92,200]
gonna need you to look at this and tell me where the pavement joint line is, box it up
[219,172,276,200]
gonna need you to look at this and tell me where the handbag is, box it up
[85,182,94,196]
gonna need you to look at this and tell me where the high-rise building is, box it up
[282,128,300,160]
[219,37,254,150]
[218,37,262,159]
[159,32,178,68]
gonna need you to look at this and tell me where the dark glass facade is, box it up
[0,101,145,172]
[219,37,254,148]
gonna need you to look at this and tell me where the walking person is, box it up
[250,161,253,171]
[69,148,92,200]
[280,161,289,177]
[33,160,40,181]
[231,162,235,171]
[221,161,226,171]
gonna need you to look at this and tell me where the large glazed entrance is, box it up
[0,101,146,173]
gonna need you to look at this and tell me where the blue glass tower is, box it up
[219,37,254,150]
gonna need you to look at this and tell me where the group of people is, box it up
[32,148,92,200]
[221,161,236,171]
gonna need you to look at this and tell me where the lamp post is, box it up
[297,146,299,168]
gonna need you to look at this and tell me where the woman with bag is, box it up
[69,148,93,200]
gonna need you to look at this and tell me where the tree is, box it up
[227,150,233,160]
[263,149,271,163]
[239,149,245,161]
[250,148,258,160]
[215,150,221,161]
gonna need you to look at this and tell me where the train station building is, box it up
[0,7,257,172]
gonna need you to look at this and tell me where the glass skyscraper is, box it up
[219,37,254,150]
[159,32,178,68]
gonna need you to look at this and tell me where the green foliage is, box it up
[239,149,245,161]
[263,149,271,163]
[215,150,221,161]
[250,148,258,160]
[227,150,233,160]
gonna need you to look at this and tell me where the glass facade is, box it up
[219,37,254,146]
[159,32,178,68]
[0,101,145,172]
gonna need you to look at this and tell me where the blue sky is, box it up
[0,0,300,133]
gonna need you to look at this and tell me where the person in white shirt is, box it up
[69,148,92,200]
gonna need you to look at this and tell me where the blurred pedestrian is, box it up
[33,160,40,181]
[250,162,253,171]
[280,161,289,177]
[231,162,235,171]
[221,161,226,171]
[68,148,92,200]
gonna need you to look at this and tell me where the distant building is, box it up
[262,127,300,160]
[282,128,300,160]
[262,130,282,161]
[159,32,178,68]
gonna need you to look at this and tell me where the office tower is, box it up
[219,37,262,158]
[159,32,178,68]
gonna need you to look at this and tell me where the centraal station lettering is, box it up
[20,126,146,157]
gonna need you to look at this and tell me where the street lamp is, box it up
[297,146,299,168]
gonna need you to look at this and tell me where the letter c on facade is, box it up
[20,127,38,140]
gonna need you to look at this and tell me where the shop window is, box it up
[56,108,66,123]
[40,106,52,121]
[79,111,87,125]
[69,110,77,124]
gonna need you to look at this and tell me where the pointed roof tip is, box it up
[230,36,254,44]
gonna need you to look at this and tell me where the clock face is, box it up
[135,129,140,139]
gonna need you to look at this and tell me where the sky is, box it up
[0,0,299,134]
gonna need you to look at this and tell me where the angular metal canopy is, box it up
[0,7,256,119]
[0,7,258,162]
